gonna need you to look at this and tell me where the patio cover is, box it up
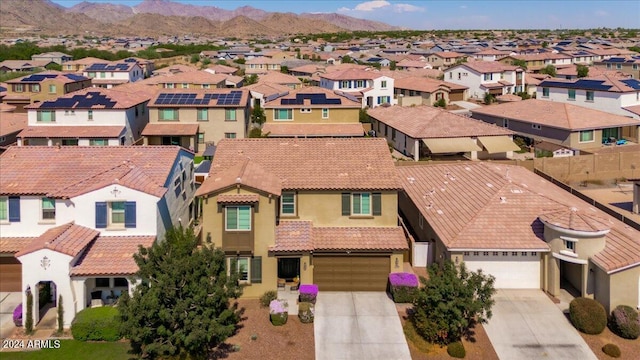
[141,123,199,136]
[477,136,520,153]
[422,137,482,153]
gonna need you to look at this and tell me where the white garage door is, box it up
[463,251,540,289]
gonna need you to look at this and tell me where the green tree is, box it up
[341,55,353,64]
[190,54,200,64]
[45,63,62,71]
[483,92,495,105]
[118,227,242,359]
[251,103,266,127]
[389,61,397,71]
[359,108,369,123]
[576,64,589,78]
[200,58,211,69]
[25,289,33,334]
[541,41,549,48]
[434,98,447,108]
[57,295,64,333]
[244,74,258,85]
[280,65,289,74]
[411,261,495,344]
[512,59,527,70]
[539,65,557,77]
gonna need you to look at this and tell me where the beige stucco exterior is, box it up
[5,78,92,112]
[266,107,359,124]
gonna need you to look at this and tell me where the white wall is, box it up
[413,242,430,267]
[445,67,483,99]
[155,153,195,241]
[537,86,640,119]
[0,197,75,237]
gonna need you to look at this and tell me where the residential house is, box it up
[256,71,302,89]
[397,162,640,311]
[204,64,239,75]
[536,75,640,120]
[319,68,394,108]
[498,53,573,72]
[594,56,640,79]
[62,57,105,73]
[143,88,250,152]
[395,60,432,70]
[424,52,467,69]
[31,52,73,65]
[444,62,526,99]
[0,145,195,325]
[472,49,511,62]
[142,71,228,90]
[0,112,27,151]
[3,71,92,112]
[471,99,640,150]
[242,82,290,108]
[245,57,282,75]
[261,86,364,137]
[394,76,468,105]
[0,60,54,73]
[83,61,144,88]
[368,105,518,161]
[19,87,151,146]
[194,138,408,297]
[561,50,596,65]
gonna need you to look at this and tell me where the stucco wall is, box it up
[534,151,640,182]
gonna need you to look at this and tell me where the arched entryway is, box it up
[35,280,58,329]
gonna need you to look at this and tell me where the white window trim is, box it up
[227,257,251,283]
[108,201,126,229]
[280,192,296,216]
[322,108,329,119]
[274,109,293,122]
[225,205,251,231]
[351,192,372,216]
[0,196,8,223]
[300,108,312,113]
[40,198,56,223]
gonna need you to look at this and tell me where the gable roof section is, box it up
[70,235,156,276]
[18,126,125,139]
[195,157,282,197]
[394,76,467,92]
[320,68,385,81]
[471,99,640,131]
[539,74,640,93]
[0,112,27,137]
[264,86,361,109]
[25,87,150,110]
[15,223,99,258]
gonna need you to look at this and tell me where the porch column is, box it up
[414,139,419,161]
[47,139,53,146]
[581,263,589,298]
[143,137,149,146]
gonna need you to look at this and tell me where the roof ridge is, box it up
[51,162,132,197]
[563,102,573,129]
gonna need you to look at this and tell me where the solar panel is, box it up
[21,74,57,82]
[64,74,88,81]
[0,86,6,92]
[40,91,117,109]
[621,79,640,90]
[123,58,137,63]
[539,80,612,91]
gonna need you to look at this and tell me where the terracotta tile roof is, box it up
[25,87,150,110]
[144,70,227,86]
[205,64,238,74]
[196,157,282,197]
[0,237,37,254]
[0,112,27,137]
[509,53,572,61]
[271,220,314,252]
[471,99,640,131]
[368,105,514,139]
[90,79,129,85]
[141,123,199,136]
[313,227,408,251]
[199,138,401,192]
[264,86,361,109]
[592,228,640,274]
[495,94,522,102]
[0,146,183,197]
[481,82,506,89]
[396,60,431,68]
[70,236,156,276]
[15,223,99,257]
[217,194,260,203]
[623,105,640,117]
[320,68,385,81]
[539,208,611,233]
[64,57,104,66]
[153,64,199,75]
[5,71,89,85]
[242,82,290,99]
[289,64,325,75]
[455,61,519,74]
[394,76,468,92]
[262,123,365,137]
[18,126,125,139]
[433,51,466,59]
[257,71,302,85]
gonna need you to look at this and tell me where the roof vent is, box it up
[436,209,444,215]
[235,177,242,184]
[486,183,493,188]
[511,189,523,194]
[407,176,415,184]
[500,196,507,203]
[425,202,433,210]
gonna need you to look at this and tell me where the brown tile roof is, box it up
[0,146,183,197]
[205,64,238,74]
[18,126,125,139]
[433,51,466,59]
[262,123,364,137]
[257,71,302,85]
[15,223,99,257]
[70,236,156,276]
[271,220,314,252]
[144,71,227,86]
[455,61,519,73]
[199,138,401,192]
[153,64,199,75]
[217,194,260,203]
[0,112,27,137]
[320,68,386,81]
[471,99,640,131]
[196,157,282,197]
[538,208,611,233]
[0,237,37,254]
[25,87,150,110]
[242,82,291,98]
[141,123,199,136]
[592,229,640,274]
[394,76,467,92]
[495,94,522,102]
[264,86,361,109]
[396,60,431,68]
[368,105,514,139]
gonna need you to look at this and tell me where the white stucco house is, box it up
[83,61,144,88]
[319,68,395,108]
[19,87,151,146]
[444,62,526,100]
[0,145,195,327]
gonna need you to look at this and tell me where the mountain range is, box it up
[0,0,398,38]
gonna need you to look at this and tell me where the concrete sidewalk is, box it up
[0,292,21,339]
[314,292,410,360]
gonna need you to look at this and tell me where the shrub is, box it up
[298,302,314,324]
[389,272,419,303]
[71,306,121,341]
[434,98,446,108]
[259,290,277,308]
[12,303,22,327]
[447,341,466,358]
[25,290,33,334]
[299,284,318,304]
[609,305,640,339]
[569,297,607,334]
[57,295,63,333]
[269,299,288,326]
[602,343,621,358]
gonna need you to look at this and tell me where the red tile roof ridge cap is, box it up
[51,162,134,198]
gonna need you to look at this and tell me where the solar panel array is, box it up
[154,91,243,106]
[0,86,6,92]
[280,93,342,106]
[64,74,89,81]
[86,63,131,71]
[539,80,612,91]
[20,74,58,82]
[621,79,640,90]
[39,91,117,109]
[123,58,137,63]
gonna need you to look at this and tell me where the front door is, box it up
[277,258,300,281]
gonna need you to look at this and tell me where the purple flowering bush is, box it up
[389,272,419,303]
[13,303,22,327]
[269,299,288,326]
[299,284,318,304]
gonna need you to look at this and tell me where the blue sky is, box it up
[51,0,640,30]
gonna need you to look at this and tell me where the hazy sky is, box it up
[51,0,640,30]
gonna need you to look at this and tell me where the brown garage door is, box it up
[313,256,390,291]
[0,257,22,292]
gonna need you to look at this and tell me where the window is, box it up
[483,73,493,81]
[110,201,125,227]
[502,119,509,128]
[502,252,508,256]
[227,257,262,283]
[181,83,188,89]
[606,64,612,69]
[274,109,293,121]
[391,128,396,141]
[300,108,312,113]
[62,139,78,146]
[114,278,128,287]
[340,80,350,89]
[95,201,136,228]
[532,124,541,130]
[616,64,622,69]
[280,192,296,215]
[351,193,371,215]
[41,198,55,220]
[463,251,469,256]
[322,108,329,119]
[579,130,594,142]
[521,252,527,256]
[377,96,390,105]
[483,251,489,256]
[568,89,576,100]
[512,252,518,256]
[492,251,499,256]
[633,64,638,70]
[48,84,57,93]
[198,133,205,144]
[381,80,387,88]
[88,110,93,120]
[531,252,537,256]
[542,87,549,97]
[166,83,175,89]
[564,240,575,252]
[225,108,237,121]
[88,72,96,78]
[31,84,40,93]
[458,73,461,80]
[99,72,106,78]
[473,251,479,256]
[0,197,6,221]
[449,72,453,79]
[174,177,182,197]
[14,84,23,92]
[225,206,251,231]
[197,108,208,121]
[162,136,180,145]
[95,278,110,287]
[586,91,594,101]
[202,84,210,89]
[342,192,381,216]
[89,139,107,146]
[159,108,178,121]
[224,132,236,139]
[356,80,365,87]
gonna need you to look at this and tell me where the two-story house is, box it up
[444,62,525,99]
[19,87,151,146]
[83,62,144,88]
[62,57,106,73]
[498,53,573,72]
[245,57,282,75]
[424,51,467,69]
[261,86,364,137]
[31,52,73,65]
[394,76,468,105]
[142,70,228,90]
[195,138,408,297]
[0,112,27,151]
[319,68,394,108]
[3,71,92,112]
[594,56,640,80]
[142,89,250,152]
[0,145,195,325]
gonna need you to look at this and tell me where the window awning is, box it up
[422,137,482,153]
[477,136,520,153]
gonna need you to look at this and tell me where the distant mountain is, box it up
[68,1,134,23]
[300,13,398,32]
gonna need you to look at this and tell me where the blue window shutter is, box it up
[125,201,136,228]
[95,202,107,228]
[8,197,20,222]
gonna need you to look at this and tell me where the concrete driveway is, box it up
[484,289,597,360]
[0,292,21,339]
[314,292,411,360]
